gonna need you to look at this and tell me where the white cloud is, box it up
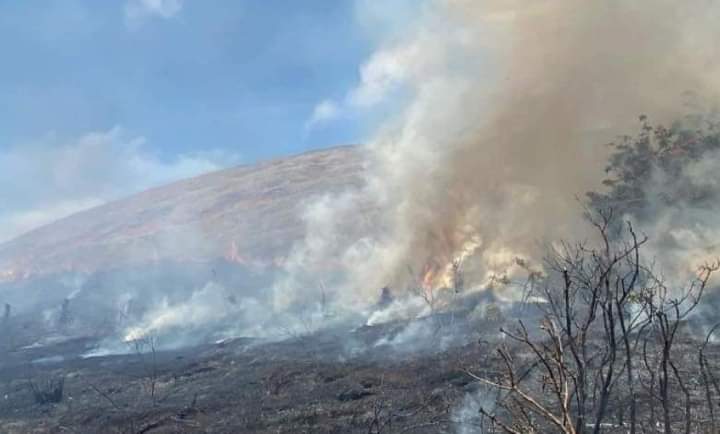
[305,46,411,129]
[347,43,417,108]
[124,0,184,28]
[305,99,341,130]
[0,127,235,243]
[0,199,105,244]
[305,2,435,129]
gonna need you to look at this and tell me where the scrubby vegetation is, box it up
[468,210,719,433]
[467,117,720,433]
[588,114,720,221]
[3,118,720,433]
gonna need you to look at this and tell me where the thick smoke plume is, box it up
[274,0,720,316]
[10,0,720,353]
[71,0,720,347]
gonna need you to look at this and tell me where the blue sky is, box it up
[0,0,421,241]
[0,0,374,160]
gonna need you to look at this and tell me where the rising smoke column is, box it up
[274,0,720,315]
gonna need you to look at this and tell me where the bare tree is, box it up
[452,258,465,294]
[26,367,65,405]
[129,334,161,406]
[699,323,720,433]
[467,209,719,434]
[638,261,718,433]
[59,298,72,329]
[1,303,12,351]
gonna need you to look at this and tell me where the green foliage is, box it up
[587,114,720,221]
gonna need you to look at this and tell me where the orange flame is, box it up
[421,265,436,290]
[417,235,481,293]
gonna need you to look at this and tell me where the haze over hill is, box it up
[0,145,366,285]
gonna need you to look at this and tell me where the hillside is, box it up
[0,145,366,284]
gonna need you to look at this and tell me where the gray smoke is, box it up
[37,0,720,351]
[274,0,720,318]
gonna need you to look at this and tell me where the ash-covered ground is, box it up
[2,298,718,434]
[0,305,515,434]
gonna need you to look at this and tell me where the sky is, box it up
[0,0,420,242]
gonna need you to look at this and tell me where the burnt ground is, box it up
[0,316,500,434]
[2,311,719,434]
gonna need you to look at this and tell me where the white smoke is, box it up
[120,281,277,344]
[452,385,500,434]
[0,127,231,243]
[277,0,720,322]
[73,1,720,353]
